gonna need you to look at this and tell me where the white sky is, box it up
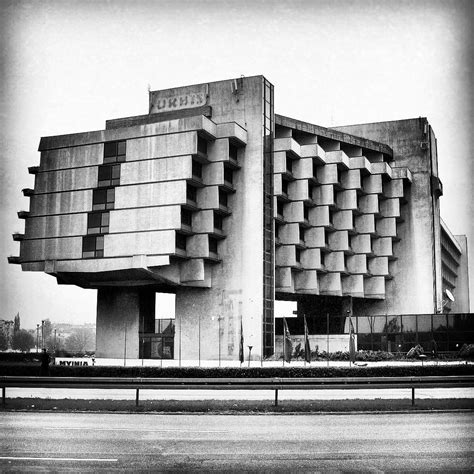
[1,0,472,329]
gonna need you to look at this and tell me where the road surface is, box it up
[1,412,473,471]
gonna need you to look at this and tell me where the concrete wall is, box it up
[453,235,471,312]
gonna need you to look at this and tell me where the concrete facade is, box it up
[10,76,470,361]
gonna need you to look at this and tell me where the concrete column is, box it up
[96,287,155,358]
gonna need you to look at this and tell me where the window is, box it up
[92,188,115,210]
[281,179,288,195]
[295,248,301,263]
[175,233,187,251]
[224,167,233,185]
[328,208,334,225]
[286,155,293,174]
[303,206,309,221]
[104,140,126,163]
[299,226,305,243]
[98,164,120,187]
[209,236,218,254]
[186,184,197,203]
[82,235,104,258]
[197,136,208,155]
[277,200,284,217]
[87,211,110,235]
[229,143,238,161]
[192,159,202,179]
[181,208,192,227]
[219,189,228,207]
[214,212,223,230]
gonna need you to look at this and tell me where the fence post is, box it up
[411,387,415,406]
[274,389,278,407]
[136,388,140,407]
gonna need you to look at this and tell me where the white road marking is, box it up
[0,456,117,462]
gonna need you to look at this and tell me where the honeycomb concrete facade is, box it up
[10,75,470,361]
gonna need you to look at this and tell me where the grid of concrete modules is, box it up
[17,115,247,287]
[272,128,412,300]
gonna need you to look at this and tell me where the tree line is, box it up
[0,314,95,353]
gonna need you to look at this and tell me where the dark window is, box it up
[175,233,187,251]
[275,223,280,238]
[214,212,223,230]
[104,140,126,163]
[197,136,208,155]
[229,143,238,161]
[282,179,288,195]
[299,226,305,242]
[219,189,228,207]
[328,208,334,225]
[186,184,197,203]
[224,167,233,185]
[98,164,120,187]
[82,235,104,258]
[181,208,192,227]
[295,248,301,263]
[192,159,202,179]
[93,187,115,211]
[209,236,218,254]
[87,211,109,235]
[303,206,309,221]
[286,155,292,173]
[277,201,284,217]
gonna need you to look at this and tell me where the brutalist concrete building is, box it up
[9,75,471,361]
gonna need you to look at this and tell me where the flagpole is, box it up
[326,312,329,368]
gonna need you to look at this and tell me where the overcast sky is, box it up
[1,0,472,329]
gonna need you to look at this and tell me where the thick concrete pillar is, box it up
[96,287,155,358]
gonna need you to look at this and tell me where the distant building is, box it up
[0,319,14,349]
[9,76,471,360]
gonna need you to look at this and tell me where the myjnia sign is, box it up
[149,84,208,114]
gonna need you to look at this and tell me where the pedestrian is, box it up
[431,339,438,358]
[39,348,50,376]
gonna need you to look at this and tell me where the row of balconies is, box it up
[276,267,387,299]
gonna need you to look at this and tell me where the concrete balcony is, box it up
[22,188,34,197]
[376,218,398,238]
[340,169,362,191]
[312,185,335,207]
[17,211,30,219]
[379,198,401,219]
[323,251,346,273]
[363,174,383,194]
[215,122,247,146]
[328,231,351,253]
[332,210,354,233]
[349,156,371,174]
[7,256,21,264]
[273,137,301,158]
[318,272,342,296]
[383,179,404,199]
[300,248,324,271]
[350,234,373,255]
[372,237,394,258]
[364,275,386,299]
[370,162,393,179]
[300,143,326,165]
[207,138,242,169]
[346,254,368,274]
[355,214,377,235]
[368,256,390,277]
[275,267,294,292]
[325,150,350,169]
[294,270,319,293]
[342,274,364,298]
[336,189,358,212]
[358,194,380,215]
[317,163,340,186]
[310,206,334,229]
[28,166,39,174]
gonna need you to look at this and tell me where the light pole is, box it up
[54,329,57,354]
[247,345,253,367]
[36,324,39,353]
[41,320,45,349]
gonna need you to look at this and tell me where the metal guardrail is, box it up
[2,375,473,407]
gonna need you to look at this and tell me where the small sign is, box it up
[149,85,208,114]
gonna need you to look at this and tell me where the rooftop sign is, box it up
[149,84,208,114]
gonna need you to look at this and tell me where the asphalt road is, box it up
[1,412,473,471]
